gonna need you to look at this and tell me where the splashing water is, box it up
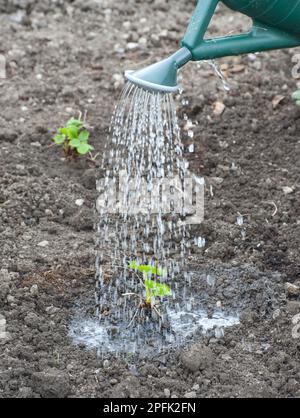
[93,83,193,351]
[208,60,231,92]
[69,82,239,356]
[198,60,231,92]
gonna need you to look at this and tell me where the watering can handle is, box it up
[182,0,220,51]
[182,0,300,61]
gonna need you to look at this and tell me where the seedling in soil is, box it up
[53,118,94,158]
[124,261,172,326]
[292,90,300,106]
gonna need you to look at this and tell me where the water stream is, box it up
[69,66,238,356]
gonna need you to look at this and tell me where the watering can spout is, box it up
[125,47,192,93]
[125,0,300,93]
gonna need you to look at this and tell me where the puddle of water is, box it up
[69,306,239,357]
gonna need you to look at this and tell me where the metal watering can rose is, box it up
[126,0,300,92]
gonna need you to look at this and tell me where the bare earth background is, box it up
[0,0,300,398]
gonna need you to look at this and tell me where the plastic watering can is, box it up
[126,0,300,92]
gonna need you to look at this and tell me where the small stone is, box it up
[164,388,171,398]
[8,11,27,24]
[159,29,168,38]
[37,241,49,247]
[123,21,131,31]
[30,285,39,296]
[126,42,139,51]
[184,391,197,398]
[285,282,300,296]
[75,199,85,207]
[112,73,125,90]
[213,101,225,116]
[45,306,60,315]
[150,34,160,46]
[138,37,147,47]
[110,379,118,385]
[282,186,294,195]
[221,354,232,361]
[192,384,200,391]
[45,209,54,216]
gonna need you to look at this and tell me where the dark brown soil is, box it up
[0,0,299,398]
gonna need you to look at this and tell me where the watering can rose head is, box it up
[125,0,300,93]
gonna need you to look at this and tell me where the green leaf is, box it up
[69,138,81,148]
[59,128,69,136]
[292,90,300,101]
[144,280,171,298]
[67,126,79,140]
[53,134,65,145]
[67,118,83,129]
[296,100,300,107]
[77,143,93,155]
[79,130,90,142]
[128,261,167,277]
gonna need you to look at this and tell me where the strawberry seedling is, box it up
[292,90,300,106]
[123,261,172,326]
[53,118,94,158]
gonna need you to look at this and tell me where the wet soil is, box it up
[0,0,300,398]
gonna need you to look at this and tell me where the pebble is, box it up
[45,209,54,216]
[30,285,39,296]
[75,199,85,207]
[126,42,139,51]
[282,186,294,195]
[184,391,196,398]
[8,11,26,24]
[285,282,300,296]
[150,34,160,46]
[123,21,131,31]
[45,306,60,315]
[164,388,171,398]
[110,379,118,385]
[37,240,49,247]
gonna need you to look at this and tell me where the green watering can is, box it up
[125,0,300,92]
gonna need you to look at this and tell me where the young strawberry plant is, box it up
[292,90,300,106]
[53,118,94,158]
[123,261,172,326]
